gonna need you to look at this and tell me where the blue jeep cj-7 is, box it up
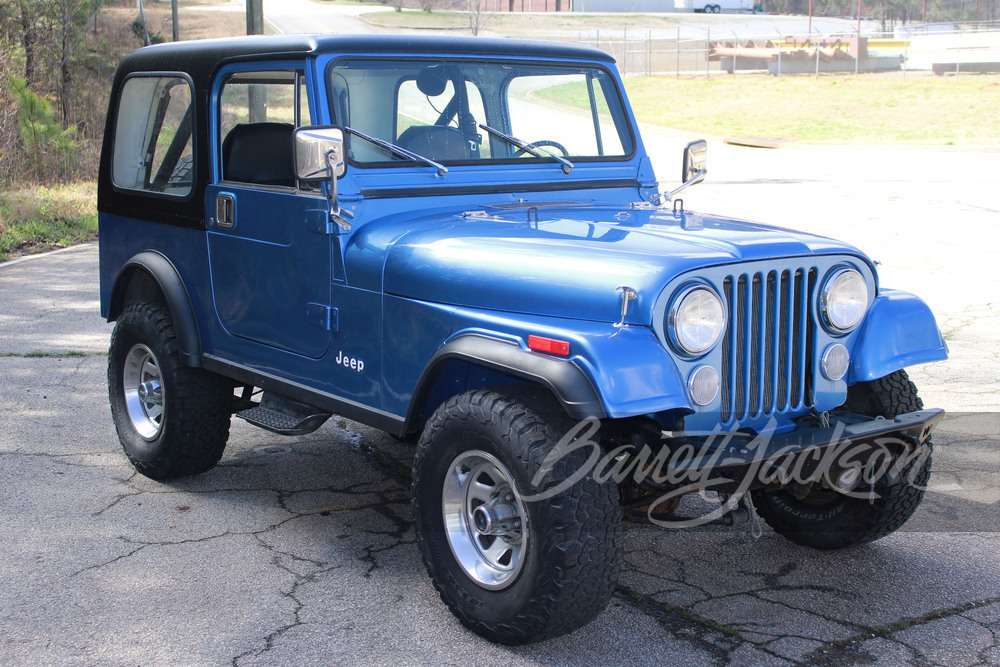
[98,34,947,643]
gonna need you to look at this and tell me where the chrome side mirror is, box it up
[681,139,707,186]
[293,126,350,231]
[294,126,346,180]
[665,139,708,202]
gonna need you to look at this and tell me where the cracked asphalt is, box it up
[2,142,1000,665]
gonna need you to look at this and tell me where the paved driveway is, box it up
[3,138,1000,665]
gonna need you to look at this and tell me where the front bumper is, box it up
[665,409,944,494]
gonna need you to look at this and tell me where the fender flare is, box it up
[849,288,947,384]
[404,333,608,433]
[108,251,202,367]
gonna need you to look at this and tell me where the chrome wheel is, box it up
[123,344,165,440]
[442,450,528,589]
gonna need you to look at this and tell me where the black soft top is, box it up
[99,34,616,229]
[117,34,616,92]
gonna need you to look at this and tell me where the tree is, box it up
[0,1,41,87]
[9,76,76,153]
[1,0,103,123]
[468,0,490,36]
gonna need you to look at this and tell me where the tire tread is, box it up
[413,387,622,644]
[109,302,231,479]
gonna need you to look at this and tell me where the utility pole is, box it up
[247,0,264,35]
[137,0,151,46]
[247,0,265,123]
[171,0,178,41]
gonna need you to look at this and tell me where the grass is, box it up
[138,0,250,42]
[0,184,98,262]
[538,72,1000,145]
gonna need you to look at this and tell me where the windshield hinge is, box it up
[637,156,658,190]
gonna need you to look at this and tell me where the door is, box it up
[206,67,336,359]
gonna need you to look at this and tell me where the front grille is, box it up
[720,267,817,423]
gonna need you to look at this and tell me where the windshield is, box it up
[327,59,634,168]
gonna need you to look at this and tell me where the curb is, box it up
[0,242,98,270]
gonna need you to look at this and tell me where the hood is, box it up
[379,204,869,325]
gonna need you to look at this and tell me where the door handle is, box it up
[215,194,235,228]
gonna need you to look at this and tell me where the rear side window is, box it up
[112,75,194,196]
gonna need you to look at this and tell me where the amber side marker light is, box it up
[527,335,570,356]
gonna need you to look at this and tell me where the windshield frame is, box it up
[324,55,637,172]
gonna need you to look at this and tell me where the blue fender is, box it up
[407,306,692,425]
[849,288,947,384]
[108,251,203,367]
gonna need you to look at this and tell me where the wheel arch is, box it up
[403,334,608,435]
[107,251,203,367]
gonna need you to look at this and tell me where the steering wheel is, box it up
[513,139,570,158]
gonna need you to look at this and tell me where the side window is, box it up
[219,70,309,187]
[112,75,194,196]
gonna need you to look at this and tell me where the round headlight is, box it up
[669,286,726,356]
[822,268,868,333]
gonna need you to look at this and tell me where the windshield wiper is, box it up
[344,127,447,177]
[478,124,573,175]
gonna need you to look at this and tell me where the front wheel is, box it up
[108,302,232,479]
[412,388,622,644]
[752,370,931,549]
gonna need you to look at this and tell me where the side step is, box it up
[235,392,331,436]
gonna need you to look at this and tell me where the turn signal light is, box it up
[527,335,570,356]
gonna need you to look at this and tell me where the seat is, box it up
[396,125,471,162]
[222,122,295,187]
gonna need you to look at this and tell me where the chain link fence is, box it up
[558,21,1000,78]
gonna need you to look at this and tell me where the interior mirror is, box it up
[681,139,707,185]
[293,126,346,181]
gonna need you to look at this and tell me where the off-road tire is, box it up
[108,302,231,479]
[752,370,931,550]
[412,388,622,644]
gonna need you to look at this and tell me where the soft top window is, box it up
[112,75,194,197]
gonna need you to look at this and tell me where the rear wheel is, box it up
[413,388,622,644]
[108,301,232,479]
[752,370,931,549]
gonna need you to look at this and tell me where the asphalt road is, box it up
[2,137,999,665]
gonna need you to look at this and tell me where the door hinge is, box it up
[305,303,338,332]
[307,210,337,235]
